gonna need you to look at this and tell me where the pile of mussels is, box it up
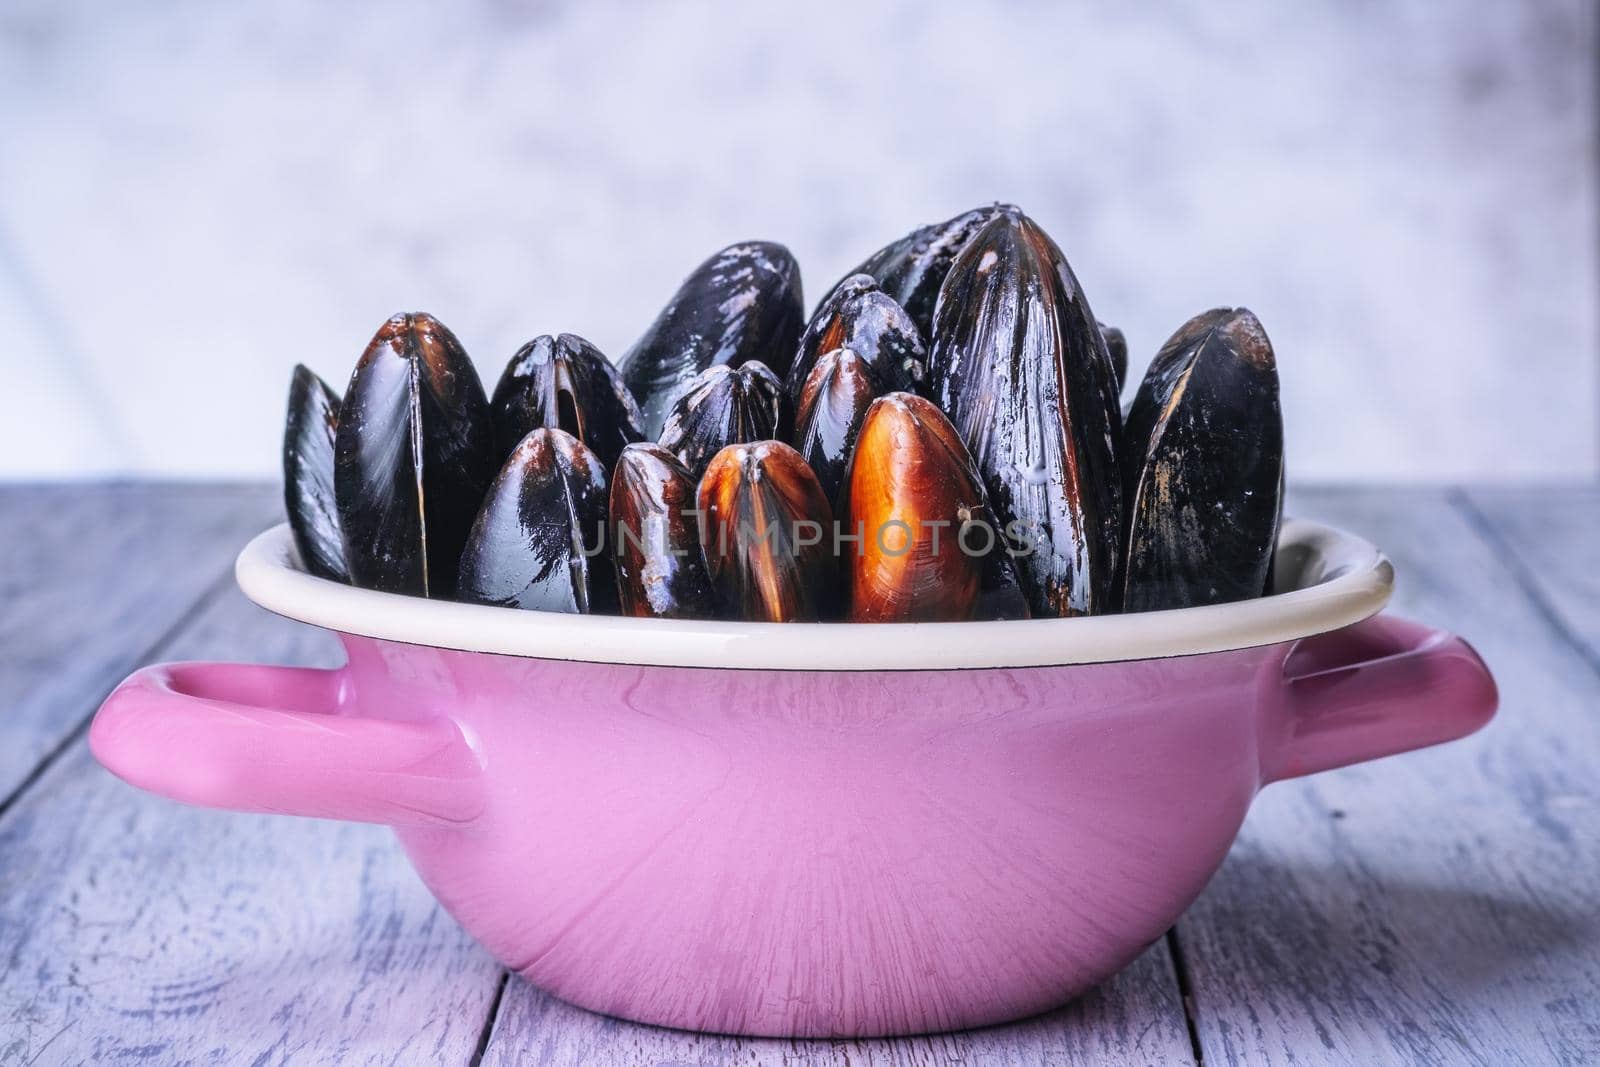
[283,204,1284,623]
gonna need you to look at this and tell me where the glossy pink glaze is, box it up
[90,613,1495,1037]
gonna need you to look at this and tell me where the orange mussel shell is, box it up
[697,441,837,622]
[843,393,989,623]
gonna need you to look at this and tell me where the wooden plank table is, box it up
[0,483,1594,1065]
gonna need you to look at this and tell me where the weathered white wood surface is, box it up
[481,946,1195,1067]
[2,484,1597,1065]
[0,486,505,1066]
[1463,488,1600,666]
[0,484,275,802]
[1170,489,1600,1066]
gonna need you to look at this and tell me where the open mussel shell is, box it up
[657,361,788,476]
[928,208,1123,618]
[282,364,348,582]
[609,443,717,619]
[334,312,495,597]
[457,428,615,613]
[791,347,878,506]
[786,274,927,399]
[697,440,837,622]
[1099,322,1128,391]
[620,241,804,438]
[842,393,994,623]
[1119,308,1284,613]
[490,333,642,472]
[824,203,1014,340]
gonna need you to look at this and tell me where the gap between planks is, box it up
[470,970,512,1067]
[1449,489,1600,682]
[0,567,236,824]
[1165,927,1205,1064]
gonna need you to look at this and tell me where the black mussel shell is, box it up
[842,393,990,622]
[490,333,643,472]
[824,203,1014,340]
[786,274,926,399]
[975,549,1031,621]
[335,312,495,597]
[1264,466,1286,595]
[1099,322,1128,391]
[458,428,615,613]
[697,440,837,622]
[620,241,804,438]
[928,208,1123,618]
[791,347,878,506]
[609,443,717,619]
[1119,308,1284,613]
[282,364,349,581]
[657,361,788,476]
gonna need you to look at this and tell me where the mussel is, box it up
[610,443,718,619]
[283,365,349,581]
[1099,323,1128,391]
[842,393,995,622]
[1119,308,1283,613]
[334,312,495,597]
[490,333,643,472]
[657,361,788,476]
[791,347,879,506]
[786,274,927,398]
[620,242,804,437]
[697,441,837,622]
[457,428,615,613]
[976,550,1031,621]
[928,208,1123,618]
[824,203,1014,340]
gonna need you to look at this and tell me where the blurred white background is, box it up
[0,0,1593,482]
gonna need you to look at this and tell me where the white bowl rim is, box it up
[235,518,1393,671]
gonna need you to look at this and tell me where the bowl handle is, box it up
[1263,614,1498,783]
[90,661,485,827]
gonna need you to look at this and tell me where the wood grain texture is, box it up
[1173,489,1600,1066]
[482,946,1194,1067]
[0,483,277,802]
[1462,487,1600,665]
[0,491,504,1066]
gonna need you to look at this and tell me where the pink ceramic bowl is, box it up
[91,519,1496,1038]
